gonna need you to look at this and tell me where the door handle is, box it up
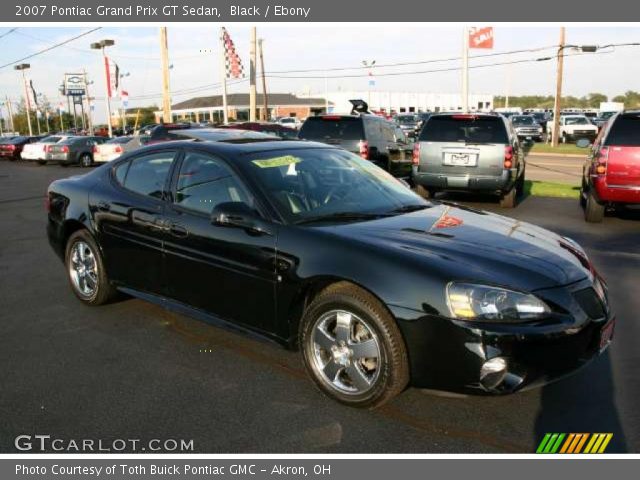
[97,201,111,212]
[168,223,188,238]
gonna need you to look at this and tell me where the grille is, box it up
[573,287,606,320]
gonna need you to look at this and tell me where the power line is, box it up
[0,28,17,40]
[0,28,102,70]
[265,50,615,80]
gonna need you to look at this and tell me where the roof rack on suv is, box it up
[349,99,370,116]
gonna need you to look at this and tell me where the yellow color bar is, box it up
[597,434,613,453]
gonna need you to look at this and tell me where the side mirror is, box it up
[576,138,591,148]
[211,202,272,236]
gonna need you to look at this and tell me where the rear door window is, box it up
[605,114,640,146]
[420,116,509,144]
[118,151,176,199]
[299,117,365,141]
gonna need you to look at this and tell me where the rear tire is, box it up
[584,190,605,223]
[413,184,432,199]
[516,169,525,197]
[299,282,409,409]
[499,187,517,208]
[65,230,116,305]
[37,160,46,166]
[80,153,93,168]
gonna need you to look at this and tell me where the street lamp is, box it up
[91,39,115,137]
[362,60,376,108]
[551,30,600,147]
[14,63,33,136]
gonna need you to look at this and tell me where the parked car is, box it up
[549,115,598,144]
[394,114,419,138]
[21,135,73,165]
[0,135,44,161]
[222,122,299,140]
[531,112,550,133]
[137,123,193,143]
[414,112,432,136]
[158,128,277,143]
[298,102,410,178]
[276,117,302,129]
[45,136,107,167]
[510,115,544,142]
[593,111,618,130]
[47,140,614,408]
[580,111,640,222]
[412,113,526,207]
[94,136,149,163]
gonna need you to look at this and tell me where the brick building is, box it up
[155,93,329,123]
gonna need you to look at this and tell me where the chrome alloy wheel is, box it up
[309,310,382,395]
[68,241,99,298]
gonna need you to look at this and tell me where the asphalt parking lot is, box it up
[0,160,638,453]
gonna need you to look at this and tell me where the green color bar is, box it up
[537,433,552,453]
[550,433,566,453]
[543,434,559,453]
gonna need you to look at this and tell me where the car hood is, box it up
[316,203,591,291]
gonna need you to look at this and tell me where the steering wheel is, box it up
[322,185,351,205]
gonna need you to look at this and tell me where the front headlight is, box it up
[446,283,550,322]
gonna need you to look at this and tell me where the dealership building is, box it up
[154,93,329,123]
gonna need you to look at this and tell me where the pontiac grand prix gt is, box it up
[46,140,615,407]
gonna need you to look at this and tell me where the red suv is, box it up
[581,111,640,222]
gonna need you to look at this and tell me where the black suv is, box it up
[298,100,411,178]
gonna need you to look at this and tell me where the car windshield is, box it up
[40,136,64,144]
[419,115,509,144]
[604,113,640,146]
[299,117,365,141]
[565,117,590,125]
[182,129,275,141]
[532,113,547,120]
[243,148,427,224]
[512,116,536,125]
[396,115,417,124]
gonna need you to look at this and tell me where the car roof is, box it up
[135,139,335,158]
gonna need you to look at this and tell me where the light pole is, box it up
[362,60,376,108]
[91,39,115,137]
[14,64,33,136]
[119,72,130,131]
[551,29,598,147]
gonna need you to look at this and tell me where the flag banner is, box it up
[105,56,120,98]
[121,90,129,108]
[469,27,494,49]
[222,27,245,79]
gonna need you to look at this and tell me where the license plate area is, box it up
[599,318,615,351]
[443,152,478,166]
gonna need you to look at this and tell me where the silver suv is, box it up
[411,113,526,208]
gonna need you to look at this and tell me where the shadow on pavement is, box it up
[533,351,628,453]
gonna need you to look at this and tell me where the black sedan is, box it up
[46,140,614,408]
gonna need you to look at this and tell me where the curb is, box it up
[527,152,586,159]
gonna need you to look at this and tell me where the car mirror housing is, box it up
[212,202,272,236]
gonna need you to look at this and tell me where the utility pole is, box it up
[159,27,172,123]
[6,97,15,132]
[461,27,469,112]
[258,38,268,121]
[83,69,94,134]
[249,27,257,122]
[15,64,33,136]
[551,27,565,147]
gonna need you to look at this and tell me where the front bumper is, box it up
[412,168,514,193]
[565,131,597,141]
[392,277,613,395]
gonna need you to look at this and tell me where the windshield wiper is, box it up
[294,212,390,225]
[386,204,432,215]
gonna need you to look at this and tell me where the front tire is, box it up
[299,282,409,408]
[413,184,432,199]
[65,230,116,305]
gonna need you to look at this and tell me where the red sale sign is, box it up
[469,27,494,49]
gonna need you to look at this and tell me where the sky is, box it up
[0,25,639,123]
